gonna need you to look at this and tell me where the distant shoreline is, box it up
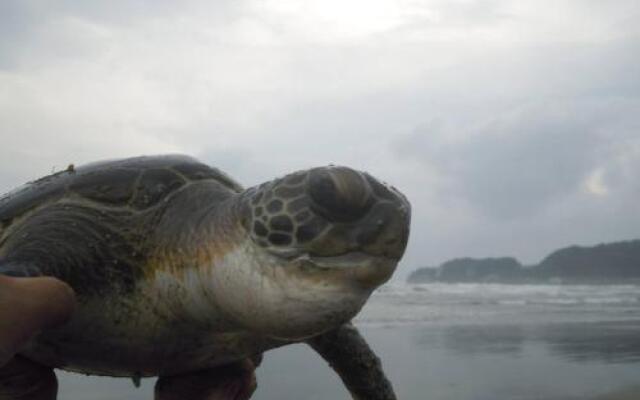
[406,279,640,285]
[408,238,640,284]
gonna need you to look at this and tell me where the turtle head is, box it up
[245,166,410,286]
[213,166,410,340]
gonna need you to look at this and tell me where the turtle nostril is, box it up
[308,167,372,222]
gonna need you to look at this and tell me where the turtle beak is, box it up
[353,198,411,261]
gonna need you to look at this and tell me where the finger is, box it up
[0,275,76,366]
[155,360,257,400]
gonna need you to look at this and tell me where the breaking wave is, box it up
[355,283,640,328]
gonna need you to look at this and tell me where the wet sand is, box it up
[594,386,640,400]
[57,321,640,400]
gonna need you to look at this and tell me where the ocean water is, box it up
[57,284,640,399]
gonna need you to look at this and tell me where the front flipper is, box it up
[306,323,397,400]
[0,356,57,400]
[155,359,258,400]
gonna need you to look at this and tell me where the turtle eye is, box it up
[295,217,328,244]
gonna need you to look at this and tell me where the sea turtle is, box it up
[0,155,410,399]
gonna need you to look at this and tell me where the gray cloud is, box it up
[396,99,640,219]
[1,0,639,276]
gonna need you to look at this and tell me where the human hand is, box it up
[0,275,76,367]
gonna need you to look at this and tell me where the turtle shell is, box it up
[0,155,243,295]
[0,155,242,226]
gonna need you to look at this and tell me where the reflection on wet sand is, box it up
[416,320,640,364]
[537,321,640,364]
[593,386,640,400]
[440,325,525,356]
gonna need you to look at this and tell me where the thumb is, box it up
[0,276,76,366]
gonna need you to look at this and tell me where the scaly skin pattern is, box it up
[0,155,410,379]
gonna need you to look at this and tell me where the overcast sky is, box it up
[1,0,639,278]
